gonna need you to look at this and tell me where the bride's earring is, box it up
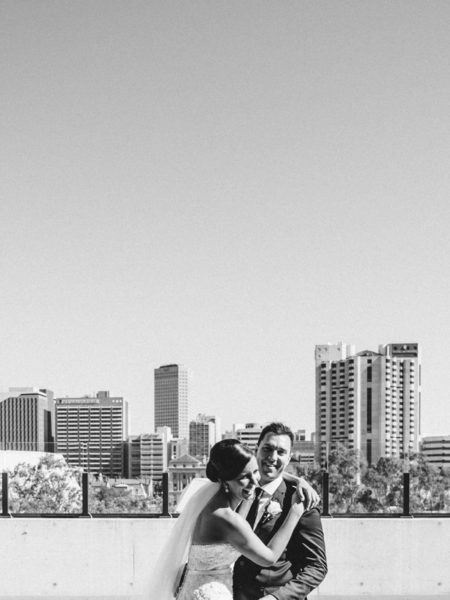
[222,482,230,494]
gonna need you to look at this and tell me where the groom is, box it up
[233,422,327,600]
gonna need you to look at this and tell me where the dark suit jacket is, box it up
[233,480,327,600]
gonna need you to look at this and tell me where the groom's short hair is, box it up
[257,422,294,446]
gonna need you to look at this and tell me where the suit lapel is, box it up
[255,479,289,536]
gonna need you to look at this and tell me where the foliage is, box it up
[89,484,162,513]
[293,446,450,514]
[3,449,450,515]
[6,455,82,513]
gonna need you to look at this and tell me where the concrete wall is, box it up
[0,517,448,600]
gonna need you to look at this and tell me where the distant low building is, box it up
[126,427,172,482]
[110,478,151,497]
[292,439,316,467]
[168,453,206,501]
[234,423,263,449]
[169,437,189,460]
[421,435,450,469]
[189,414,220,458]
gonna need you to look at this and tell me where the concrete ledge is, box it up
[0,517,448,598]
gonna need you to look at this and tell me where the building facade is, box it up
[421,435,450,469]
[169,437,190,461]
[235,423,263,449]
[154,364,189,440]
[315,342,421,466]
[55,391,128,476]
[189,414,219,459]
[0,387,54,452]
[168,453,206,497]
[127,426,172,482]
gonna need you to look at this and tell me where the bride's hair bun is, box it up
[206,460,220,482]
[205,439,253,483]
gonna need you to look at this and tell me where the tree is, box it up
[7,455,82,513]
[326,444,366,513]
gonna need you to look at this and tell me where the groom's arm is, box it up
[267,508,327,600]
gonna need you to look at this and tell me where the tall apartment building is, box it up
[421,435,450,469]
[0,387,54,452]
[127,426,172,482]
[189,414,220,458]
[55,391,128,476]
[154,364,189,440]
[315,342,421,466]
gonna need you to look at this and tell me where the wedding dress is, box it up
[148,480,240,600]
[176,543,240,600]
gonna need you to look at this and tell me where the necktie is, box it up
[246,488,264,528]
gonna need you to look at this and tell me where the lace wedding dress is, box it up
[176,543,240,600]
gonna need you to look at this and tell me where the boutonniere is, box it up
[261,500,283,524]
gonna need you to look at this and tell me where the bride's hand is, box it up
[290,493,305,518]
[283,471,320,511]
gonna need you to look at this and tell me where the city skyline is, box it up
[1,2,449,438]
[0,339,443,442]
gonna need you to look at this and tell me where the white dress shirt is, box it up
[241,476,283,529]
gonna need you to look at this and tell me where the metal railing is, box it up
[1,470,448,518]
[0,471,170,518]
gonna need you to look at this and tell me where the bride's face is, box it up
[227,456,260,502]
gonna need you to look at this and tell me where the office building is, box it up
[292,431,316,467]
[55,391,128,476]
[127,426,172,481]
[154,364,189,440]
[0,387,54,452]
[169,437,190,461]
[235,423,263,449]
[421,435,450,469]
[315,342,421,466]
[189,414,220,458]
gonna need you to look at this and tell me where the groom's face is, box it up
[256,432,292,485]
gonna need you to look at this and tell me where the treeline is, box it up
[1,455,162,514]
[294,445,450,513]
[2,450,449,514]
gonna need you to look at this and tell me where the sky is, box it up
[1,1,449,437]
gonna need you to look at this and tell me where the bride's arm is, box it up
[283,471,320,511]
[215,502,304,567]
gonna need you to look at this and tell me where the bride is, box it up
[149,438,315,600]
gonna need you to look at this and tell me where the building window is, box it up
[367,388,372,433]
[367,439,372,465]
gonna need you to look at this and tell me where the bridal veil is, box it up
[147,479,220,600]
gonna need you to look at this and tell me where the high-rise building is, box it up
[315,342,421,466]
[189,414,220,458]
[421,435,450,469]
[154,364,189,440]
[55,390,128,476]
[127,426,172,481]
[0,387,54,452]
